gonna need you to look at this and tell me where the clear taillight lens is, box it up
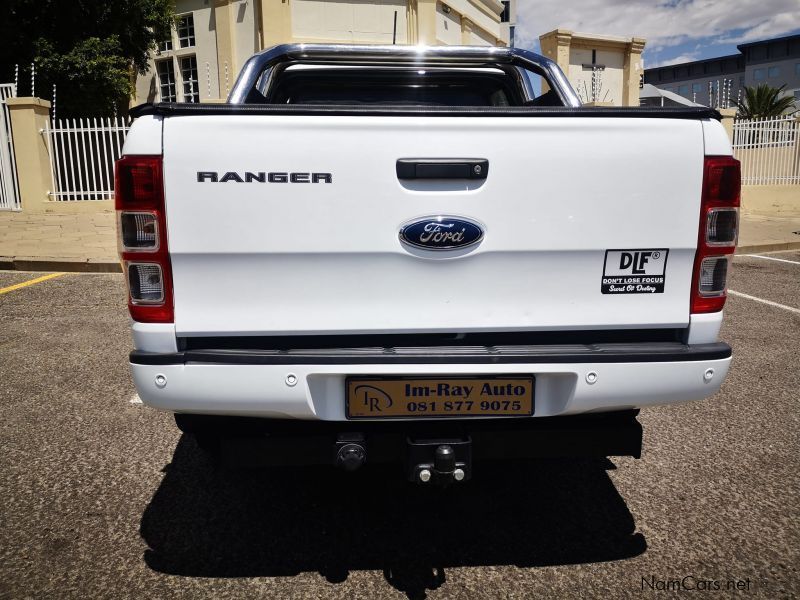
[127,263,165,304]
[706,208,738,246]
[698,256,729,296]
[119,212,159,251]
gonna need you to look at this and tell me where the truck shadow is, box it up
[141,435,646,599]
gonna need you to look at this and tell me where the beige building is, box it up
[539,29,646,107]
[134,0,516,105]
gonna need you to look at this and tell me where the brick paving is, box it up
[0,207,798,271]
[0,209,118,271]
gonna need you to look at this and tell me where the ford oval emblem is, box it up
[399,216,484,251]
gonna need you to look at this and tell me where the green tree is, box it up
[1,0,174,117]
[736,84,797,118]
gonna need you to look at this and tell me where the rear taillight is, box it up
[691,156,740,313]
[115,155,173,323]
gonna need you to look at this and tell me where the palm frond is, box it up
[736,84,797,118]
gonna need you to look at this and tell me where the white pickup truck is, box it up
[118,44,739,483]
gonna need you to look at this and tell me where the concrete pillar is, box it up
[461,17,474,45]
[406,0,419,44]
[622,37,646,107]
[214,0,235,96]
[719,108,737,142]
[260,0,292,47]
[539,29,572,71]
[416,0,437,45]
[538,29,572,94]
[6,97,52,212]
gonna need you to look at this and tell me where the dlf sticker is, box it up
[602,249,668,294]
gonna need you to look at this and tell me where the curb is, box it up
[0,257,121,273]
[735,241,800,254]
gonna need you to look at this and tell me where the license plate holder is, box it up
[345,376,534,419]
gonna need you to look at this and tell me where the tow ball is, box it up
[407,436,472,485]
[335,433,367,471]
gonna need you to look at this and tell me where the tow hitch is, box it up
[407,436,472,485]
[334,433,367,471]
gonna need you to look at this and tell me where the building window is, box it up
[692,83,703,93]
[796,63,800,76]
[177,14,195,48]
[158,39,173,53]
[500,1,511,23]
[768,66,780,78]
[180,55,199,102]
[678,84,689,96]
[753,68,765,81]
[156,60,176,102]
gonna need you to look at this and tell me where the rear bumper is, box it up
[130,342,731,419]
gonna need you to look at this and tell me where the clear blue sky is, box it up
[514,0,800,68]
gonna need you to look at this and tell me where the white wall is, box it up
[466,24,497,46]
[292,0,409,43]
[436,4,462,45]
[568,47,625,105]
[231,0,259,75]
[442,0,502,43]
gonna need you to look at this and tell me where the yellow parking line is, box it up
[0,272,66,296]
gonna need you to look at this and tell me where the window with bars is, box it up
[177,14,195,48]
[156,60,176,102]
[180,55,199,102]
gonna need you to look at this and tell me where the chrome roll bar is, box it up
[227,43,582,108]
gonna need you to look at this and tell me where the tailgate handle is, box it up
[396,159,489,180]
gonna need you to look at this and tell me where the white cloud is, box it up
[650,53,702,68]
[515,0,800,55]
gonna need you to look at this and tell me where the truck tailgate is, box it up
[162,115,704,336]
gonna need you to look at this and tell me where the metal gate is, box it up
[0,83,21,210]
[732,115,800,186]
[43,116,130,201]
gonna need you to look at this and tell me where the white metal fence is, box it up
[43,117,130,201]
[732,115,800,186]
[0,83,21,210]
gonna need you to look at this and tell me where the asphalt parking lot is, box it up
[0,252,798,599]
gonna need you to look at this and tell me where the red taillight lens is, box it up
[691,156,740,314]
[115,155,173,323]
